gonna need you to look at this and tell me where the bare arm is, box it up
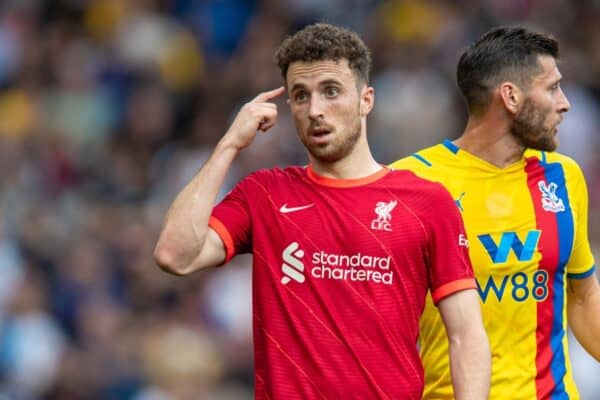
[154,87,285,275]
[567,272,600,361]
[438,289,490,400]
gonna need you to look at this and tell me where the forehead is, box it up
[286,59,356,88]
[531,55,562,85]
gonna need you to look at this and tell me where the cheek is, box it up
[290,107,305,121]
[543,105,556,123]
[335,101,357,118]
[292,113,309,133]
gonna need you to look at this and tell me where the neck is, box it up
[309,130,381,179]
[455,115,525,168]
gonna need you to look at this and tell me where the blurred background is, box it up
[0,0,598,399]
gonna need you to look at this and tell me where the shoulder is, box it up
[385,169,455,206]
[525,149,581,170]
[389,142,457,186]
[235,166,307,194]
[548,152,584,177]
[389,146,455,198]
[244,166,306,182]
[389,143,444,170]
[386,170,460,229]
[524,149,586,184]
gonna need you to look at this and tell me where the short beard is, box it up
[510,98,557,151]
[305,116,362,163]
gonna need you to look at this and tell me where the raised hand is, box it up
[224,86,285,150]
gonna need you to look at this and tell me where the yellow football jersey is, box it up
[391,140,596,400]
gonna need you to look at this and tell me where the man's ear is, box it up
[499,82,522,115]
[360,86,375,116]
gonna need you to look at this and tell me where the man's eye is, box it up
[325,87,339,97]
[294,92,308,102]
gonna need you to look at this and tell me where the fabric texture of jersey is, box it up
[390,140,596,400]
[209,165,475,399]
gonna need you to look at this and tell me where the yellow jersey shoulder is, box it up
[389,141,467,187]
[525,149,586,185]
[524,149,578,167]
[389,143,448,174]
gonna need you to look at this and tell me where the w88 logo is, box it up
[476,270,549,303]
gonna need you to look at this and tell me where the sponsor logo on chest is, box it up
[280,242,394,286]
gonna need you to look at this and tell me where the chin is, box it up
[536,137,558,152]
[309,145,349,163]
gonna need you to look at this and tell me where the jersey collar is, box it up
[306,165,389,187]
[442,139,526,172]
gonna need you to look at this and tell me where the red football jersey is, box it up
[209,165,475,399]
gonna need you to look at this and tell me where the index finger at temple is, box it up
[251,86,285,103]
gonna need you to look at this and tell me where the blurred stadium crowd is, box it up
[0,0,598,399]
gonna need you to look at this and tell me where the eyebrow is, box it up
[318,79,343,86]
[290,83,306,92]
[549,75,562,86]
[290,78,343,93]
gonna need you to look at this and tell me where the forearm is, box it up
[154,86,284,274]
[568,274,600,360]
[439,290,491,400]
[448,328,491,400]
[154,138,239,274]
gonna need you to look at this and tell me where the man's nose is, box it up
[308,95,325,120]
[558,88,570,113]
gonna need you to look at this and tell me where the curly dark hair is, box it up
[274,23,371,86]
[457,26,559,115]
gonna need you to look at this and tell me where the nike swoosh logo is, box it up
[280,203,314,213]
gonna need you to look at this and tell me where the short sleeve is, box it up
[565,162,596,279]
[425,185,476,304]
[209,176,254,263]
